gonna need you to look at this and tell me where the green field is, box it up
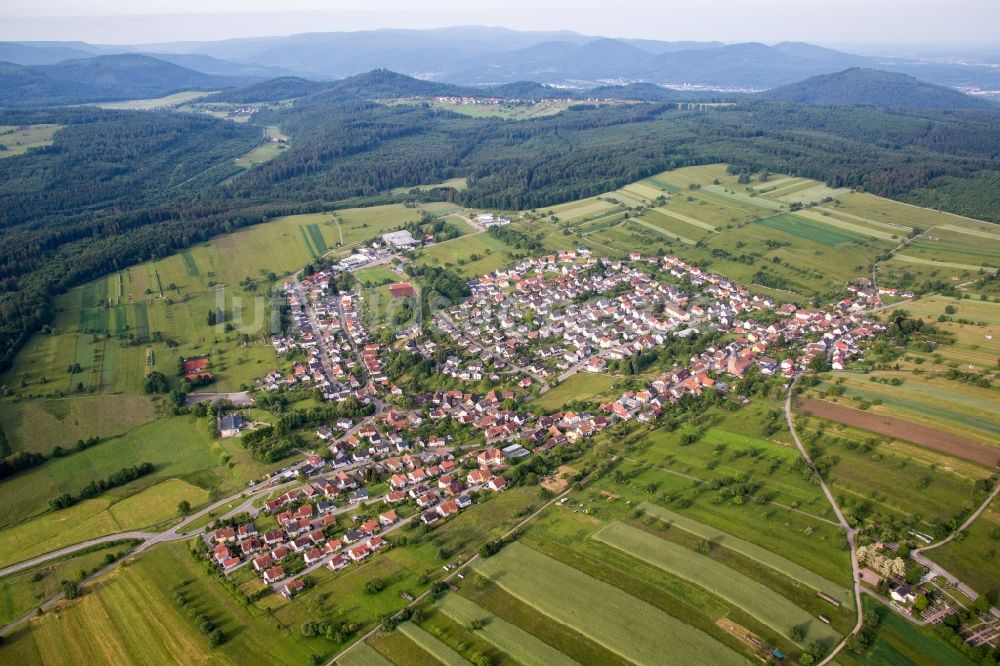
[0,478,208,569]
[355,266,401,286]
[396,622,469,666]
[0,395,158,455]
[0,542,132,626]
[472,542,745,665]
[1,541,321,665]
[93,91,215,110]
[593,521,840,645]
[638,503,850,603]
[413,232,522,277]
[0,124,61,157]
[341,643,398,666]
[0,414,269,556]
[532,373,619,410]
[861,597,970,666]
[435,593,579,666]
[931,497,1000,604]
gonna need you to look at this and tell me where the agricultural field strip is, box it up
[792,210,898,241]
[626,218,696,245]
[592,522,841,646]
[936,224,1000,241]
[828,374,1000,435]
[754,177,802,192]
[638,503,850,602]
[622,182,667,200]
[339,643,396,666]
[777,185,852,203]
[651,206,719,231]
[397,622,470,666]
[472,541,746,666]
[815,208,912,233]
[891,254,996,272]
[701,184,786,211]
[436,593,580,666]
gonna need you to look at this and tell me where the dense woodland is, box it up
[2,77,1000,373]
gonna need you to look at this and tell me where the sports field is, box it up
[472,542,745,665]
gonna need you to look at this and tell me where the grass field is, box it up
[0,542,131,626]
[593,521,840,645]
[413,232,521,277]
[341,643,398,666]
[531,373,619,410]
[93,91,215,110]
[861,597,970,666]
[0,395,158,455]
[0,479,208,569]
[472,541,745,665]
[638,503,850,603]
[0,124,61,157]
[931,497,1000,604]
[355,266,402,286]
[0,414,267,556]
[396,622,469,666]
[2,541,323,665]
[435,592,579,666]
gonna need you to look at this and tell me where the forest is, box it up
[2,83,1000,373]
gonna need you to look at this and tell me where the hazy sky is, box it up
[2,0,999,46]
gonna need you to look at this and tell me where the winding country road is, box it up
[785,374,864,666]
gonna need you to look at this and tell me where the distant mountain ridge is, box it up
[0,54,256,107]
[6,27,1000,92]
[760,68,996,110]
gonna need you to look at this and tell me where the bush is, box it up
[364,578,386,594]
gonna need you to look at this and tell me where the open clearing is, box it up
[0,124,61,157]
[93,91,214,110]
[798,398,998,468]
[638,503,850,603]
[0,395,157,455]
[593,521,840,645]
[472,541,745,665]
[532,373,618,410]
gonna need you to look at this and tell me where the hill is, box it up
[0,54,254,107]
[10,31,1000,92]
[203,77,330,103]
[761,68,995,110]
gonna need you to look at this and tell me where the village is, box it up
[198,240,902,608]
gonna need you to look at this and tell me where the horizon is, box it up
[2,2,999,49]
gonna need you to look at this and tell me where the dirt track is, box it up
[798,398,999,469]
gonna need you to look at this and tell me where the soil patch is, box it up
[798,398,998,468]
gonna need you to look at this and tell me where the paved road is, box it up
[785,374,864,666]
[186,391,255,406]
